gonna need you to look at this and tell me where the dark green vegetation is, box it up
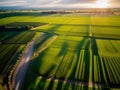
[0,31,36,44]
[24,14,120,89]
[0,45,25,84]
[0,12,120,90]
[0,30,36,89]
[0,13,45,89]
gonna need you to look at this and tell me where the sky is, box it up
[0,0,120,8]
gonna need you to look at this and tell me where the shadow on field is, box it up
[47,24,62,33]
[34,33,54,51]
[57,41,68,57]
[32,48,55,77]
[91,37,111,86]
[34,24,62,51]
[22,23,120,89]
[90,37,120,88]
[52,41,69,78]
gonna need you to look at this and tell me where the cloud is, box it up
[56,0,96,4]
[26,0,97,8]
[0,0,27,6]
[0,0,120,8]
[27,0,53,5]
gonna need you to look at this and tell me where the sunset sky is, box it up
[0,0,120,8]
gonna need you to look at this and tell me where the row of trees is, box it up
[0,25,33,31]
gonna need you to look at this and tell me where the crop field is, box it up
[0,44,25,85]
[0,31,36,43]
[0,12,120,90]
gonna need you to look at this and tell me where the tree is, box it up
[0,25,7,30]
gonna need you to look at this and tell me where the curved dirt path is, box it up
[12,33,44,90]
[12,41,34,90]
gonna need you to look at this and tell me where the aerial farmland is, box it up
[0,8,120,90]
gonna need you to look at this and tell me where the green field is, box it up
[0,44,25,86]
[0,12,120,90]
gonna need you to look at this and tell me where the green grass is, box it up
[0,45,20,71]
[0,31,36,44]
[91,16,120,26]
[96,39,120,56]
[7,31,36,43]
[0,31,19,42]
[0,12,120,89]
[0,44,25,84]
[22,14,120,89]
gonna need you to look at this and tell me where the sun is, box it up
[94,0,110,8]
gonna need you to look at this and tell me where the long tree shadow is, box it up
[22,17,120,89]
[57,41,68,57]
[53,41,69,78]
[34,24,62,51]
[22,47,53,89]
[31,24,101,89]
[91,37,112,88]
[91,37,99,84]
[90,34,108,87]
[91,38,99,56]
[56,42,70,88]
[22,24,63,89]
[53,23,91,89]
[47,24,62,33]
[29,41,69,89]
[34,32,54,51]
[32,48,49,73]
[35,42,68,90]
[68,37,88,80]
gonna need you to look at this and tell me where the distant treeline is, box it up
[0,12,46,19]
[0,12,72,19]
[0,25,33,31]
[0,9,120,19]
[41,11,72,14]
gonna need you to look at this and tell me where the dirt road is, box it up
[12,33,44,90]
[12,41,34,90]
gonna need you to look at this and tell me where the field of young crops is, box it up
[0,31,36,43]
[0,44,25,85]
[0,12,120,89]
[0,13,40,89]
[12,14,119,89]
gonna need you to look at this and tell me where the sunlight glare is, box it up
[94,0,110,8]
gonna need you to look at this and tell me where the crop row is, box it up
[0,31,19,42]
[7,31,36,43]
[96,39,120,56]
[23,34,120,89]
[0,45,25,84]
[24,46,120,89]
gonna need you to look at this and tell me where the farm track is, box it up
[31,24,50,30]
[12,33,44,90]
[28,30,120,40]
[59,34,120,40]
[50,23,120,27]
[12,41,34,90]
[30,32,120,40]
[34,74,110,89]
